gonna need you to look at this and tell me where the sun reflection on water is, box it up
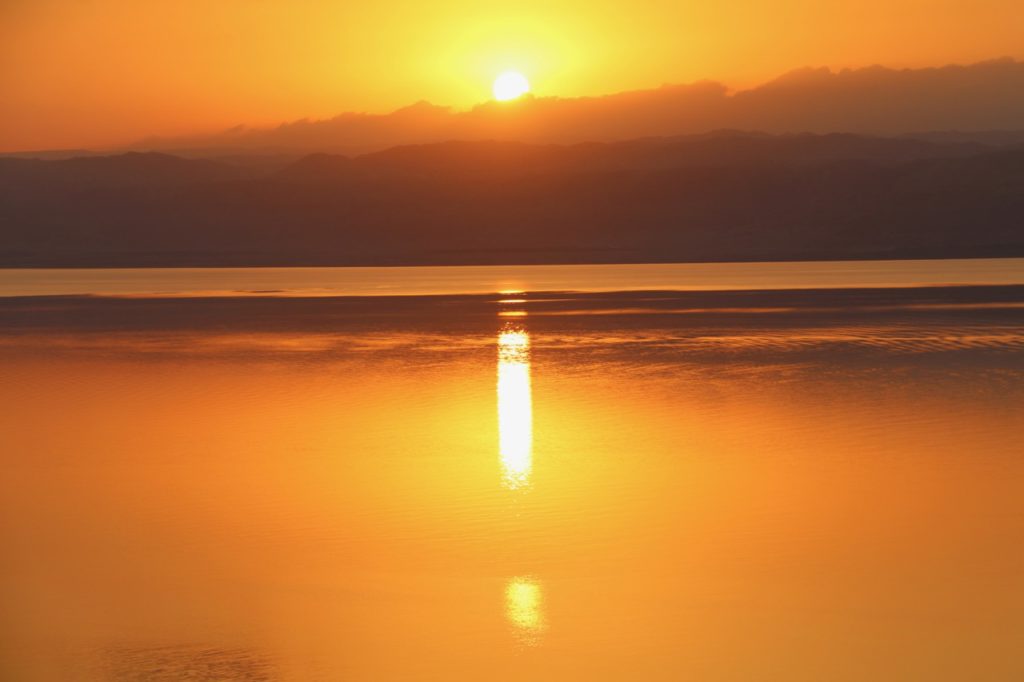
[505,576,546,645]
[498,324,533,490]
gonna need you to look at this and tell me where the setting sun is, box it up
[493,71,531,101]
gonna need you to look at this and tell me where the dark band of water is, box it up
[2,258,1023,298]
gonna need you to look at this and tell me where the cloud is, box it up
[127,58,1024,156]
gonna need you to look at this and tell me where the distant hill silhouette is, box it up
[0,152,253,191]
[119,58,1024,157]
[1,133,1022,267]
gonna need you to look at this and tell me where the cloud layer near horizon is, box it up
[132,59,1024,156]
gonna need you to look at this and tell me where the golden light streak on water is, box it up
[505,576,546,645]
[497,326,533,490]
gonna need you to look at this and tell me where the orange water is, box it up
[1,287,1022,680]
[2,258,1024,297]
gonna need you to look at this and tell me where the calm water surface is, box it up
[2,257,1024,297]
[1,263,1023,680]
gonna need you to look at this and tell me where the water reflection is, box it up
[505,576,546,645]
[497,324,533,490]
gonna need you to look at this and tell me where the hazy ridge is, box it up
[1,131,1023,267]
[114,58,1024,157]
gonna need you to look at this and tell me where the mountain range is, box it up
[2,131,1023,267]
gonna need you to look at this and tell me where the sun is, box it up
[492,71,530,101]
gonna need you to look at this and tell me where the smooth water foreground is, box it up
[1,262,1023,680]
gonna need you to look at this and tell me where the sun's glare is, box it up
[498,326,533,489]
[505,576,546,645]
[492,71,530,101]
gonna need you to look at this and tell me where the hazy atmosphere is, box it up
[3,0,1024,151]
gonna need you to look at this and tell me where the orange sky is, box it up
[2,0,1023,152]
